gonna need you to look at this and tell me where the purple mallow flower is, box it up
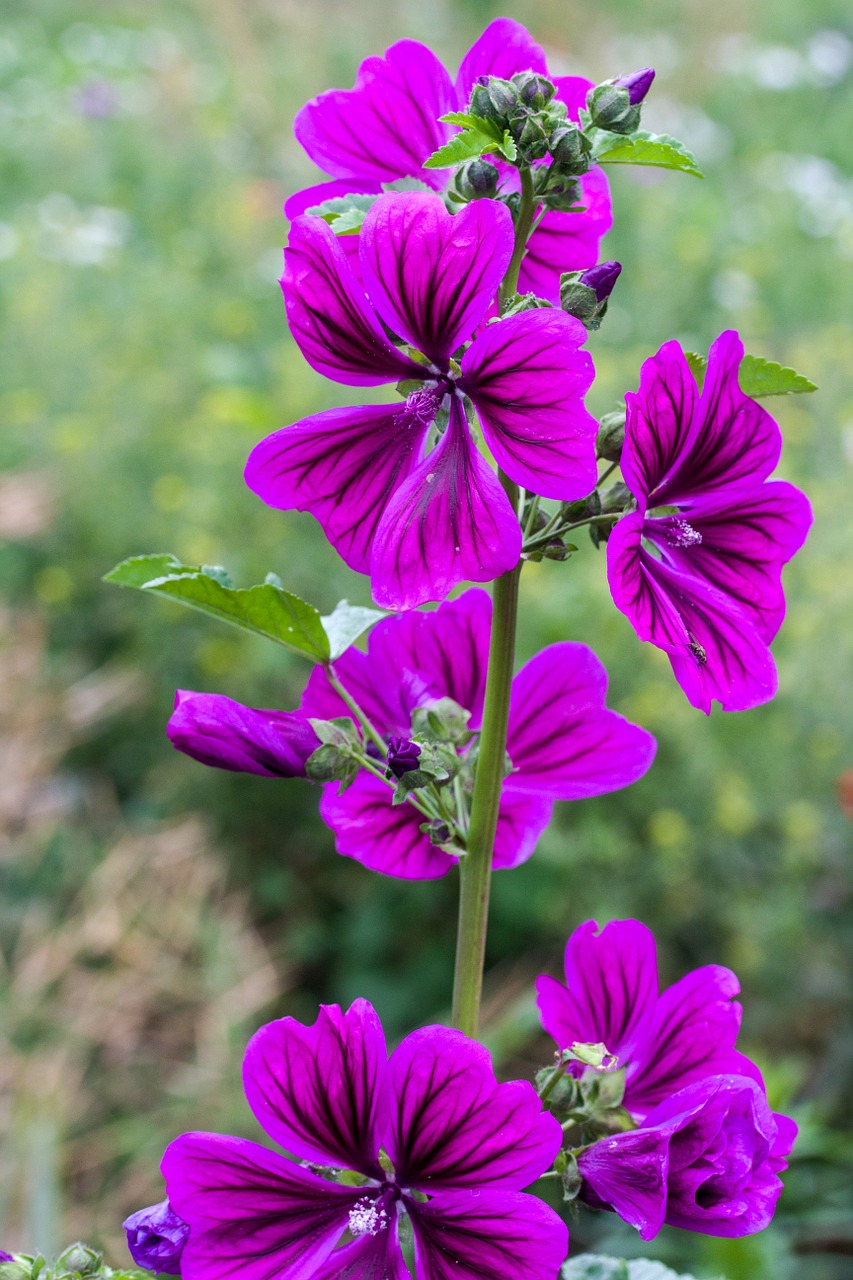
[580,260,621,301]
[246,192,598,609]
[579,1075,797,1240]
[168,690,320,777]
[537,918,762,1123]
[300,590,655,879]
[606,331,812,713]
[123,1199,189,1275]
[287,18,612,302]
[161,999,567,1280]
[613,68,656,105]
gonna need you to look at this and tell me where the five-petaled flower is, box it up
[287,17,612,302]
[578,1074,796,1240]
[606,331,812,713]
[168,590,656,880]
[536,918,762,1123]
[161,999,567,1280]
[246,191,598,610]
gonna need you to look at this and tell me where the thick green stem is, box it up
[499,167,536,307]
[451,477,521,1036]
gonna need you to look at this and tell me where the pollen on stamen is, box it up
[668,519,703,547]
[348,1198,388,1238]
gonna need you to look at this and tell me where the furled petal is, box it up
[649,480,813,643]
[294,40,455,187]
[284,179,384,222]
[461,310,597,500]
[242,1001,386,1177]
[409,1189,568,1280]
[578,1127,671,1241]
[505,643,656,798]
[625,967,760,1120]
[245,402,429,575]
[491,789,554,870]
[360,194,513,364]
[607,514,778,713]
[370,397,521,610]
[162,1132,359,1280]
[282,216,422,386]
[519,169,613,302]
[168,691,320,778]
[320,775,459,880]
[385,1027,561,1191]
[454,18,548,101]
[620,339,699,506]
[536,919,659,1060]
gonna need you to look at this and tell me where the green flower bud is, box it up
[596,410,626,462]
[586,82,641,134]
[454,159,500,201]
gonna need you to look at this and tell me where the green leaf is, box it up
[303,192,378,235]
[438,111,502,137]
[304,742,353,782]
[562,1256,721,1280]
[424,125,510,169]
[104,555,331,662]
[382,177,435,194]
[684,351,707,388]
[594,131,703,177]
[739,354,818,396]
[307,717,358,747]
[321,599,386,661]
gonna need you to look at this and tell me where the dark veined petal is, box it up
[319,775,460,881]
[370,397,521,610]
[491,789,554,870]
[294,40,455,186]
[650,480,813,643]
[359,194,513,365]
[244,402,430,576]
[505,643,656,798]
[314,1206,409,1280]
[161,1133,359,1280]
[384,1027,561,1192]
[578,1126,671,1241]
[454,17,548,102]
[461,310,597,500]
[282,216,422,386]
[168,692,320,778]
[300,645,409,739]
[519,168,614,302]
[409,1189,568,1280]
[621,339,700,506]
[242,1000,386,1177]
[536,919,659,1063]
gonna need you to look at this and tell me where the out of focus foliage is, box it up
[0,0,851,1276]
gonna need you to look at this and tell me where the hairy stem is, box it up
[499,167,537,306]
[451,477,521,1036]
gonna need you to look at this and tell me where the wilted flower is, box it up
[123,1199,189,1275]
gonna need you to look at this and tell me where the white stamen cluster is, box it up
[668,519,703,547]
[348,1198,388,1238]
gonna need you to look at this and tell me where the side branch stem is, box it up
[451,475,521,1037]
[499,167,536,306]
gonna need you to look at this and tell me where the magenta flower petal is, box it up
[360,194,513,364]
[491,790,554,870]
[370,397,521,610]
[242,1000,386,1177]
[536,919,658,1061]
[409,1189,568,1280]
[519,169,613,301]
[293,40,455,186]
[245,402,429,575]
[162,1132,359,1280]
[578,1127,671,1241]
[319,775,459,880]
[652,481,813,643]
[313,1221,409,1280]
[505,643,656,798]
[552,74,596,121]
[461,310,598,500]
[619,338,700,507]
[167,691,320,778]
[282,217,422,386]
[385,1027,561,1193]
[454,18,548,99]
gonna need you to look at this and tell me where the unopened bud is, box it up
[500,292,553,318]
[455,158,500,201]
[469,75,517,126]
[511,70,556,109]
[586,81,641,135]
[613,66,655,105]
[508,109,551,161]
[596,411,626,462]
[580,260,622,302]
[56,1244,102,1275]
[548,124,590,171]
[600,481,632,514]
[560,262,621,330]
[386,737,422,780]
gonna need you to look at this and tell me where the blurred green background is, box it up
[0,0,851,1275]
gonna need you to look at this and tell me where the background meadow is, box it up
[0,0,851,1276]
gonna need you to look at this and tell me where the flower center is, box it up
[666,519,702,548]
[348,1198,388,1238]
[405,383,448,426]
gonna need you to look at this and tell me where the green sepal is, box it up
[410,697,473,745]
[304,743,358,790]
[592,130,703,178]
[307,717,358,747]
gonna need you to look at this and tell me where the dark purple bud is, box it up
[386,737,422,780]
[614,67,656,106]
[168,691,320,778]
[0,1252,13,1263]
[123,1200,189,1275]
[580,261,622,302]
